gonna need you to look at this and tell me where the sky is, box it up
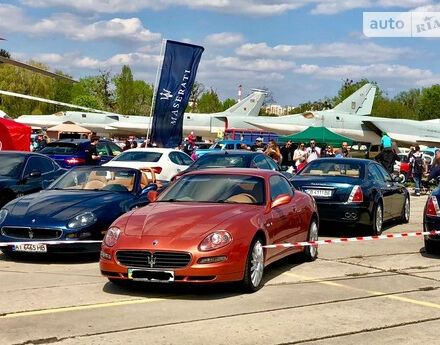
[0,0,440,106]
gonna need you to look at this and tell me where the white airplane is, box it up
[6,89,267,139]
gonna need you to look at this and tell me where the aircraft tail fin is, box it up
[332,83,376,116]
[223,89,267,117]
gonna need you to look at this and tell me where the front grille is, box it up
[116,250,191,269]
[1,227,62,240]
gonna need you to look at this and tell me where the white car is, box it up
[103,148,193,181]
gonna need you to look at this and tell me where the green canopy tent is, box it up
[278,126,355,147]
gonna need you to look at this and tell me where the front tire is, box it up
[401,195,410,224]
[424,238,440,255]
[372,202,383,235]
[242,236,265,293]
[303,219,318,262]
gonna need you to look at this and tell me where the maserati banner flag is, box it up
[151,40,204,148]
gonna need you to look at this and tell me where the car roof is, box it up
[123,148,180,153]
[183,167,277,178]
[199,150,260,156]
[0,151,52,158]
[53,138,110,144]
[311,157,371,165]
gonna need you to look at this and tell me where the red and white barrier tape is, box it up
[0,240,102,247]
[263,230,440,249]
[1,230,439,248]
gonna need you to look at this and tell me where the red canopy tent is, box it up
[0,117,31,151]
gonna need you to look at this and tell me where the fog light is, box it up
[100,251,111,260]
[198,256,227,264]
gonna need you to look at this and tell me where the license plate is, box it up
[128,268,174,282]
[12,243,47,253]
[304,189,333,198]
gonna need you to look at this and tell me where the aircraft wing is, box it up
[363,120,440,146]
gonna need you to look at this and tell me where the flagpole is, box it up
[147,38,166,141]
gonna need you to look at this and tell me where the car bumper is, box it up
[100,245,246,283]
[424,216,440,242]
[315,201,371,226]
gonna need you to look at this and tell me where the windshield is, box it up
[192,155,248,169]
[0,155,25,178]
[299,160,364,178]
[158,174,265,205]
[40,143,80,155]
[112,151,162,162]
[50,168,137,192]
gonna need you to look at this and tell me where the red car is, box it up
[100,168,319,292]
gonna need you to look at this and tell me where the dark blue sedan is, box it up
[0,151,66,208]
[423,191,440,254]
[0,166,159,255]
[38,139,123,169]
[291,158,409,235]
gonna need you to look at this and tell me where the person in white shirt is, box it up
[293,142,307,170]
[306,140,321,163]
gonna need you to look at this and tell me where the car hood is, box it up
[5,190,128,224]
[123,202,258,239]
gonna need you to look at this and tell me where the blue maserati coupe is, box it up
[0,166,161,255]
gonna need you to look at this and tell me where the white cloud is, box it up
[0,4,161,43]
[293,63,434,82]
[236,42,411,63]
[204,32,244,47]
[206,56,295,72]
[19,0,435,16]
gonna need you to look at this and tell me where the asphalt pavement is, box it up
[1,193,440,345]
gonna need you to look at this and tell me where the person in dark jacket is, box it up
[280,140,295,170]
[375,148,400,174]
[85,136,101,165]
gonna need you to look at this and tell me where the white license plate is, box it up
[128,268,174,282]
[304,189,333,198]
[12,243,47,253]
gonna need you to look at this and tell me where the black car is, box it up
[290,158,409,235]
[38,139,123,169]
[423,188,440,254]
[0,151,66,207]
[172,150,292,180]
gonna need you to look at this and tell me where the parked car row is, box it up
[2,144,440,291]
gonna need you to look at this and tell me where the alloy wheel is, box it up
[250,240,264,288]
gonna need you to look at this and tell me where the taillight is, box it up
[151,167,162,174]
[426,196,440,217]
[65,158,85,165]
[348,185,363,203]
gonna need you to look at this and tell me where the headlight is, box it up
[67,212,97,229]
[104,226,120,247]
[199,231,232,251]
[0,209,8,225]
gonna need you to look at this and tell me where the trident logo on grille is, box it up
[28,230,34,239]
[147,254,156,268]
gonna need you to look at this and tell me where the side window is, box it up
[270,175,293,201]
[108,142,122,156]
[375,164,392,182]
[265,157,280,171]
[251,155,271,169]
[97,142,111,156]
[225,144,234,149]
[370,164,386,182]
[177,152,194,165]
[24,157,52,175]
[169,152,182,165]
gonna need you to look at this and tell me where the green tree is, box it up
[0,49,10,58]
[419,85,440,120]
[222,98,237,111]
[113,65,135,114]
[197,88,223,113]
[188,81,205,112]
[371,98,416,119]
[71,95,103,110]
[132,80,153,115]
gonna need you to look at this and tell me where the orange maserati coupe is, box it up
[100,168,319,292]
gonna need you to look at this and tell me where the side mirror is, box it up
[29,170,42,178]
[147,190,159,203]
[141,183,158,196]
[392,175,401,183]
[271,194,292,209]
